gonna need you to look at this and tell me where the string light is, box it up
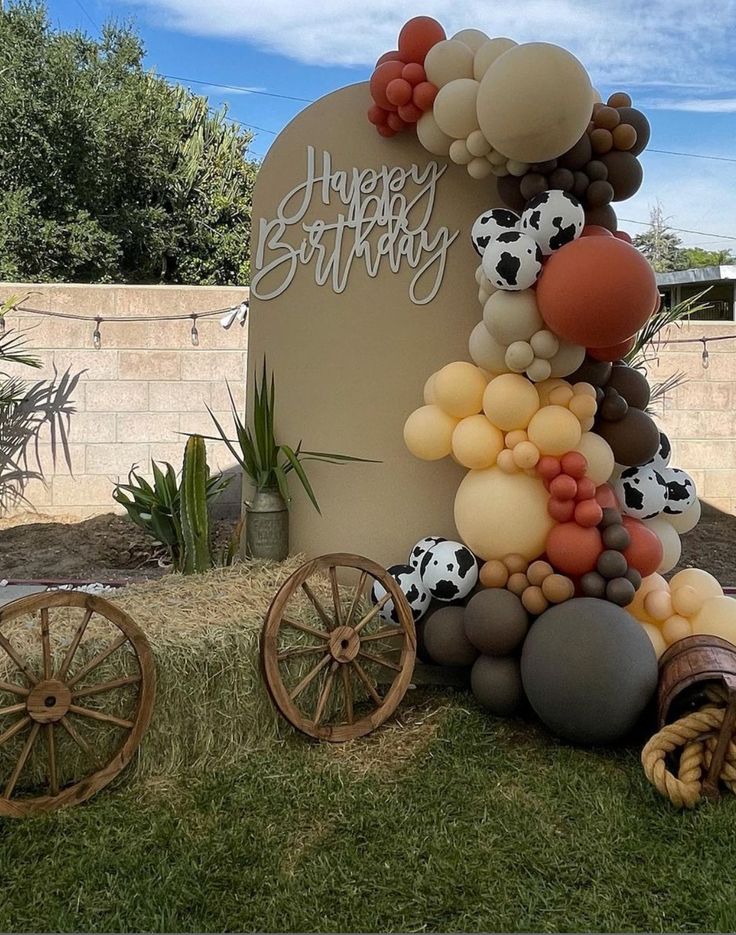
[0,316,5,337]
[190,314,199,346]
[92,316,102,350]
[702,338,710,369]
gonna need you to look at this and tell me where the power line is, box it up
[161,73,313,105]
[648,148,736,165]
[620,218,736,243]
[71,0,98,31]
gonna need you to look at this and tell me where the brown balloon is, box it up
[559,133,593,170]
[584,203,618,232]
[612,124,637,151]
[464,588,529,656]
[615,107,650,156]
[607,362,651,409]
[520,172,548,200]
[572,171,589,198]
[569,355,613,387]
[471,654,524,716]
[585,159,608,181]
[594,106,621,130]
[496,173,527,213]
[597,407,661,466]
[424,606,479,667]
[549,167,575,191]
[590,127,614,154]
[586,179,614,207]
[600,151,643,201]
[607,91,632,108]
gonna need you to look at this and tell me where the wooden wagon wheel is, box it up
[0,591,155,817]
[261,553,416,741]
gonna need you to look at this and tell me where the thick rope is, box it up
[642,703,736,808]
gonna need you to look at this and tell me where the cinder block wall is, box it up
[0,282,248,519]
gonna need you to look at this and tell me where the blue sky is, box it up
[47,0,736,250]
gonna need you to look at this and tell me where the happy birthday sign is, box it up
[251,145,459,305]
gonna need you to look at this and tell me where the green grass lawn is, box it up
[2,694,736,934]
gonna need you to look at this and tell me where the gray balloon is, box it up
[471,655,524,717]
[423,606,479,667]
[520,598,657,744]
[464,588,529,656]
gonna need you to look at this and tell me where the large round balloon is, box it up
[596,408,661,467]
[398,16,446,65]
[471,655,524,716]
[476,42,593,163]
[536,237,658,348]
[520,598,658,743]
[403,405,457,460]
[455,466,554,561]
[433,78,480,139]
[423,606,479,666]
[520,190,585,255]
[464,588,529,655]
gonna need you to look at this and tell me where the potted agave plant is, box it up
[205,360,376,560]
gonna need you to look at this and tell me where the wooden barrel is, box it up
[658,634,736,727]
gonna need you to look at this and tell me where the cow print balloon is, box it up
[471,208,520,256]
[419,540,479,602]
[648,431,672,469]
[660,467,697,515]
[614,465,668,520]
[481,230,543,291]
[370,563,430,623]
[408,535,446,570]
[520,190,585,256]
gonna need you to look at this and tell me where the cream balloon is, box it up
[576,432,615,486]
[423,372,438,405]
[691,596,736,645]
[466,129,491,156]
[424,39,474,87]
[483,373,540,431]
[644,516,682,574]
[628,573,668,625]
[403,405,458,461]
[661,615,692,646]
[452,414,504,469]
[467,157,493,179]
[454,465,554,560]
[416,111,453,156]
[474,37,518,81]
[433,78,480,139]
[664,497,701,534]
[548,339,587,378]
[477,42,594,163]
[448,139,473,165]
[469,322,510,373]
[640,622,667,659]
[527,405,582,456]
[669,567,723,601]
[433,361,487,418]
[452,28,490,53]
[484,289,543,345]
[526,358,552,383]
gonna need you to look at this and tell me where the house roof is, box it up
[656,265,736,286]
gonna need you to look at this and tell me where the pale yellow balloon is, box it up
[664,497,701,534]
[671,585,702,617]
[513,440,540,470]
[404,405,458,460]
[628,573,669,624]
[449,139,473,165]
[477,42,594,163]
[469,322,510,373]
[483,374,540,431]
[548,339,587,378]
[692,596,736,645]
[424,39,475,87]
[535,378,569,406]
[467,157,493,179]
[484,289,543,345]
[454,465,554,560]
[496,448,519,474]
[451,414,504,469]
[473,37,517,81]
[640,622,667,659]
[466,129,491,157]
[452,28,490,53]
[662,614,693,646]
[548,384,574,406]
[423,372,438,405]
[505,429,528,448]
[527,405,582,456]
[644,589,674,622]
[526,359,552,383]
[416,111,453,156]
[575,432,615,486]
[434,78,480,139]
[568,394,597,422]
[644,517,682,574]
[433,362,487,418]
[572,381,597,398]
[670,567,723,601]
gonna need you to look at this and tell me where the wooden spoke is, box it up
[3,722,40,798]
[359,627,404,642]
[358,650,401,672]
[313,663,338,726]
[328,566,343,628]
[289,654,331,702]
[57,608,93,680]
[68,705,134,730]
[72,674,141,699]
[0,632,38,686]
[341,664,353,725]
[0,680,29,697]
[301,582,334,631]
[353,592,392,635]
[46,724,59,797]
[0,703,27,718]
[277,645,325,662]
[282,618,330,641]
[0,716,30,749]
[344,571,367,629]
[40,608,52,680]
[59,716,102,768]
[351,658,383,707]
[66,634,128,688]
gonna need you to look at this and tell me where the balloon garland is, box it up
[363,15,736,746]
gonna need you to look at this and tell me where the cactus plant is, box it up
[180,434,212,574]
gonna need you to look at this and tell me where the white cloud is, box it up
[119,0,736,92]
[646,98,736,113]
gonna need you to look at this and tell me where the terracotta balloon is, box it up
[614,230,633,244]
[622,516,663,578]
[581,225,614,238]
[398,16,446,65]
[595,484,619,510]
[454,466,554,561]
[477,43,593,163]
[370,61,405,110]
[588,337,635,362]
[546,523,603,576]
[536,237,657,348]
[403,405,458,460]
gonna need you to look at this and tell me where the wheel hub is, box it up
[328,626,360,663]
[26,680,71,723]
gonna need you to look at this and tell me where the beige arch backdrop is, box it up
[247,81,496,563]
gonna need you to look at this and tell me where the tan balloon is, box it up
[661,615,692,646]
[454,466,554,561]
[469,321,509,373]
[466,129,491,156]
[526,358,552,383]
[452,28,490,53]
[576,431,615,486]
[483,373,540,431]
[416,111,453,156]
[527,405,582,456]
[434,78,480,139]
[449,139,473,165]
[484,289,543,345]
[452,414,505,469]
[548,339,586,378]
[474,37,518,81]
[467,156,493,179]
[628,573,668,624]
[477,42,593,163]
[424,39,474,87]
[691,596,736,645]
[403,405,458,460]
[433,361,487,417]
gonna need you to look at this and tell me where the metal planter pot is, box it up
[244,488,289,560]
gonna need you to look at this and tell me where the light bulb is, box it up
[190,316,199,346]
[702,340,709,370]
[0,317,5,337]
[93,318,102,349]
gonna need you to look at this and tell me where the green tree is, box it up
[633,202,683,272]
[0,1,256,284]
[676,246,736,269]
